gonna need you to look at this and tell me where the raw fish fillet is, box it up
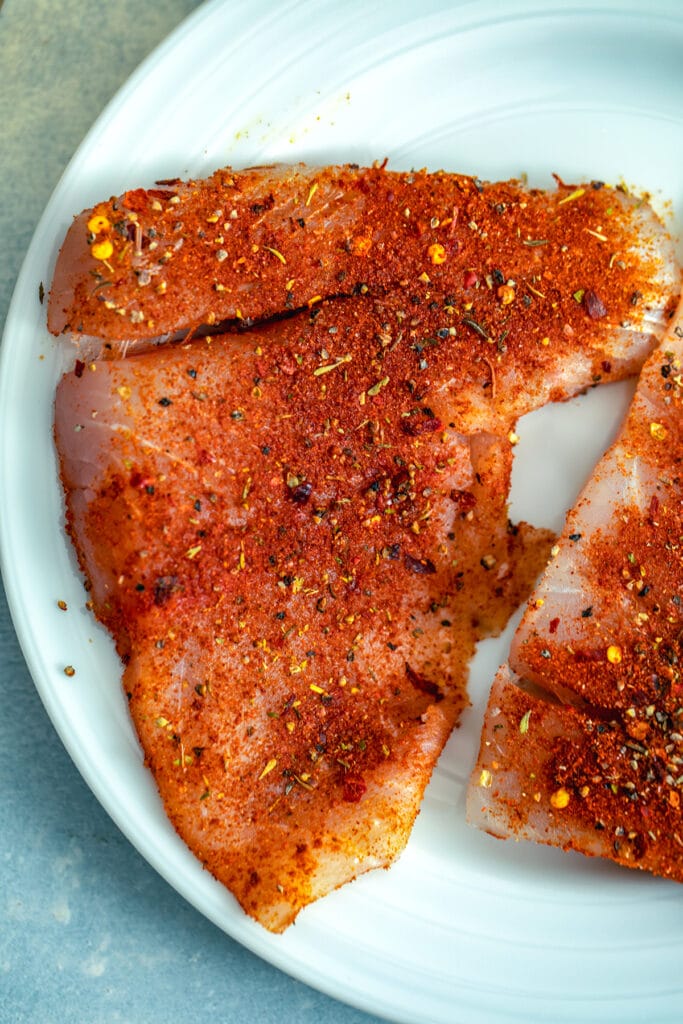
[468,298,683,881]
[48,163,678,363]
[54,289,561,932]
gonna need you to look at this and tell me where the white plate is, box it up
[2,1,683,1021]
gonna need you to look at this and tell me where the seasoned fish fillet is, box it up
[48,163,678,364]
[468,298,683,881]
[54,288,562,932]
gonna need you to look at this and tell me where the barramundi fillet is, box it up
[54,284,571,933]
[48,163,678,364]
[468,297,683,882]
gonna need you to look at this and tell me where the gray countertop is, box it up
[0,3,383,1021]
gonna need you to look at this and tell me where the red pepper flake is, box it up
[74,359,85,378]
[342,773,367,803]
[549,617,560,634]
[450,489,477,514]
[402,415,443,436]
[122,188,152,212]
[463,270,479,289]
[154,575,179,606]
[404,553,436,574]
[129,470,155,489]
[289,481,312,504]
[583,289,607,319]
[405,662,444,702]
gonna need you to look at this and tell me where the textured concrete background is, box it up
[0,3,382,1022]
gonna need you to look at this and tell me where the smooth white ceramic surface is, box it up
[1,2,682,1021]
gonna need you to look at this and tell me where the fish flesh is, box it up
[468,297,683,882]
[55,290,559,931]
[48,163,677,363]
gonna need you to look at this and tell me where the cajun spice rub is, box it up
[48,163,677,357]
[468,299,683,881]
